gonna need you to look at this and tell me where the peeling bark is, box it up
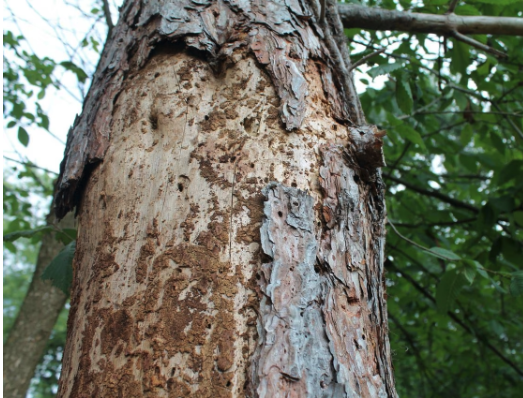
[56,0,396,397]
[252,149,394,398]
[55,0,356,218]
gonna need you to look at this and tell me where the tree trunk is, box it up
[3,210,74,398]
[56,1,396,397]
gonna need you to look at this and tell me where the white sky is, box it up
[3,0,120,174]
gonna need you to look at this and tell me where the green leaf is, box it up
[463,267,476,284]
[41,240,76,295]
[396,76,413,115]
[428,247,462,261]
[367,62,403,78]
[7,120,17,128]
[400,123,426,149]
[450,41,469,77]
[490,131,505,155]
[514,211,523,226]
[460,124,474,146]
[436,269,467,313]
[60,61,88,83]
[455,4,481,15]
[510,271,523,296]
[18,126,29,146]
[3,226,53,242]
[55,228,77,245]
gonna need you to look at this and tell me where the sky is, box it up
[3,0,120,174]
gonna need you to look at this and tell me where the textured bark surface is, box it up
[58,50,356,397]
[56,0,396,397]
[54,0,356,217]
[251,148,394,397]
[3,211,74,398]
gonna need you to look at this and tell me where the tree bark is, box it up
[3,210,74,398]
[56,1,396,397]
[338,4,523,36]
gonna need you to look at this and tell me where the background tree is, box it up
[3,1,522,397]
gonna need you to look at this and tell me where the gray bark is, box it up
[3,211,74,398]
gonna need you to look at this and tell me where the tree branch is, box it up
[386,260,523,379]
[451,30,507,58]
[338,4,523,36]
[349,47,386,71]
[101,0,114,38]
[446,0,460,15]
[382,172,479,213]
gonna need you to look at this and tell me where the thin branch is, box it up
[388,142,411,175]
[439,173,490,181]
[388,220,458,261]
[3,156,58,175]
[446,0,460,15]
[101,0,114,38]
[387,261,523,378]
[492,102,523,141]
[338,4,523,36]
[451,30,507,58]
[413,110,522,117]
[349,47,386,71]
[383,172,479,213]
[392,218,476,228]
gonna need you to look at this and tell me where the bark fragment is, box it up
[253,183,339,397]
[254,174,395,397]
[318,146,395,398]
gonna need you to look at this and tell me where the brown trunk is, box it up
[56,1,396,397]
[3,211,74,398]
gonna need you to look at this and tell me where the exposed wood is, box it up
[57,49,365,398]
[3,210,74,398]
[54,0,357,218]
[56,0,397,397]
[338,4,523,36]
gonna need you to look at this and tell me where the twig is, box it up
[101,0,114,37]
[388,220,458,261]
[338,4,523,36]
[382,173,479,213]
[392,218,476,228]
[451,30,507,59]
[387,260,523,379]
[414,110,522,117]
[3,156,58,175]
[492,102,523,141]
[349,48,386,71]
[446,0,460,14]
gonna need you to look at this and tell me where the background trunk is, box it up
[3,211,74,398]
[57,1,396,396]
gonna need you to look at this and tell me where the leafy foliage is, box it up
[41,241,76,296]
[350,1,523,396]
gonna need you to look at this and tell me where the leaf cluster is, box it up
[350,1,523,396]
